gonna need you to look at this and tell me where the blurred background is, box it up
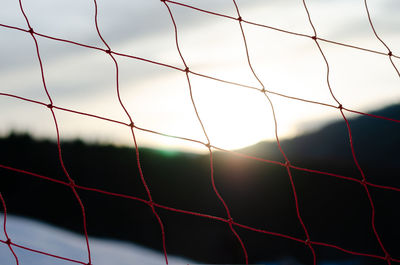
[0,0,399,264]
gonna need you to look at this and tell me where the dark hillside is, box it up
[1,104,399,264]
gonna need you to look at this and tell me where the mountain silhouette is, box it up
[1,104,399,264]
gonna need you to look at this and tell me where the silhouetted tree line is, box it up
[1,105,399,264]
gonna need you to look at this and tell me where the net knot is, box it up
[147,200,154,207]
[227,217,234,224]
[338,104,343,110]
[385,253,391,261]
[129,122,134,128]
[105,49,112,54]
[68,180,76,187]
[237,16,243,22]
[304,238,311,246]
[260,88,267,94]
[28,27,34,34]
[184,67,189,73]
[311,35,317,40]
[388,51,393,57]
[5,238,11,245]
[360,178,367,185]
[284,161,291,168]
[47,103,53,109]
[205,142,211,149]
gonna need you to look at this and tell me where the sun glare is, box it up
[126,68,303,153]
[188,76,273,150]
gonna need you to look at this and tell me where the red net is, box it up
[0,0,399,264]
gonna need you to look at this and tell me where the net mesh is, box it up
[0,0,399,264]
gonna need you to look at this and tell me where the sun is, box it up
[159,72,297,152]
[124,68,307,154]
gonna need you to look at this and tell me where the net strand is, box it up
[17,1,93,263]
[161,1,211,145]
[2,2,400,61]
[232,0,264,90]
[0,239,87,265]
[2,92,400,196]
[363,0,400,78]
[1,0,399,264]
[340,110,392,263]
[301,0,393,262]
[264,92,316,263]
[163,0,400,59]
[1,93,400,196]
[0,23,398,115]
[91,0,169,263]
[7,88,399,127]
[161,1,249,262]
[0,193,19,265]
[233,0,316,262]
[2,163,399,263]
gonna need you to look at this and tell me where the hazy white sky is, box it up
[0,0,399,152]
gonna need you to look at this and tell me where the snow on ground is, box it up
[0,214,362,265]
[0,214,192,265]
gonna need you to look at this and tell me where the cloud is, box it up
[1,0,399,151]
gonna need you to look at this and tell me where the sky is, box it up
[0,0,399,152]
